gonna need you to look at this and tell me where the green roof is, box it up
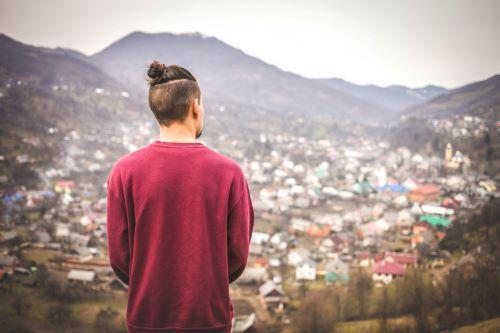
[419,215,452,228]
[325,271,349,282]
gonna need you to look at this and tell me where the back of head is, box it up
[146,61,201,126]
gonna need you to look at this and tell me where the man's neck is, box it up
[158,124,197,143]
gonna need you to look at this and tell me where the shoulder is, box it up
[107,144,152,180]
[203,146,245,177]
[112,145,152,170]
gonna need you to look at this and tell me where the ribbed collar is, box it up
[151,140,206,148]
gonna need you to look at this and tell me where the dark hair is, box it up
[146,61,201,126]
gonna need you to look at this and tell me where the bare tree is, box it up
[378,285,389,333]
[349,269,373,319]
[292,289,338,333]
[400,268,432,333]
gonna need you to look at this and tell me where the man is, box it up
[106,61,254,333]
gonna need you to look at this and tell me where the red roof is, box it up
[442,198,459,209]
[356,252,383,261]
[55,180,75,188]
[385,252,416,265]
[372,260,405,275]
[255,257,269,267]
[411,184,440,196]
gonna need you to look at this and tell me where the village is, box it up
[0,109,498,332]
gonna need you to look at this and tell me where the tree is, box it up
[46,304,74,327]
[399,268,433,333]
[293,289,338,333]
[35,263,50,287]
[11,294,30,316]
[349,269,373,319]
[43,279,62,299]
[94,306,121,333]
[378,285,389,333]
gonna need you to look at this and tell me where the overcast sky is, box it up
[1,0,499,88]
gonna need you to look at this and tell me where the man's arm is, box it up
[227,171,255,284]
[106,163,130,286]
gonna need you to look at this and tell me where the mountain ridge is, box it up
[88,30,396,124]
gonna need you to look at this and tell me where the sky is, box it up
[1,0,499,89]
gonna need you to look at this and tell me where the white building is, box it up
[295,258,317,281]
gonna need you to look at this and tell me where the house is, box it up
[295,258,317,281]
[0,255,18,267]
[258,280,287,310]
[360,219,390,236]
[290,218,311,232]
[249,243,264,256]
[412,221,430,235]
[254,257,268,267]
[442,198,460,210]
[384,252,417,268]
[288,247,311,267]
[354,252,383,267]
[1,230,20,246]
[251,232,270,245]
[320,238,334,252]
[421,204,454,216]
[268,257,281,267]
[411,230,436,248]
[35,231,51,244]
[419,215,452,228]
[238,266,268,284]
[54,180,76,193]
[269,232,288,250]
[322,258,349,283]
[409,184,441,203]
[67,269,96,283]
[372,258,405,284]
[231,313,256,332]
[396,210,413,227]
[55,223,70,239]
[306,223,330,238]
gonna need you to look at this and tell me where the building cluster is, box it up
[0,115,498,330]
[430,115,490,139]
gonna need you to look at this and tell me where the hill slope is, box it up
[0,34,146,188]
[317,77,448,111]
[402,74,500,120]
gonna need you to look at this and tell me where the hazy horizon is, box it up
[1,0,499,89]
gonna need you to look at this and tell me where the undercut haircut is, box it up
[146,61,201,126]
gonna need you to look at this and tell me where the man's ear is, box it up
[192,98,199,118]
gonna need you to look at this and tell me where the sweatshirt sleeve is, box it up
[106,163,130,286]
[227,169,255,284]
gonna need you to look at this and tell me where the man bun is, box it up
[147,61,167,86]
[146,61,198,87]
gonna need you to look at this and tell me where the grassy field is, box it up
[0,283,128,333]
[449,317,500,333]
[336,316,413,333]
[23,248,59,264]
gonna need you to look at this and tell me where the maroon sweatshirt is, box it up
[106,140,255,333]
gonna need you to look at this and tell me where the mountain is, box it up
[89,31,394,124]
[0,34,147,187]
[0,34,121,90]
[403,74,500,120]
[316,77,448,111]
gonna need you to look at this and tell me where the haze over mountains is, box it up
[89,31,393,123]
[0,29,498,200]
[317,77,448,111]
[86,31,463,123]
[1,30,498,131]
